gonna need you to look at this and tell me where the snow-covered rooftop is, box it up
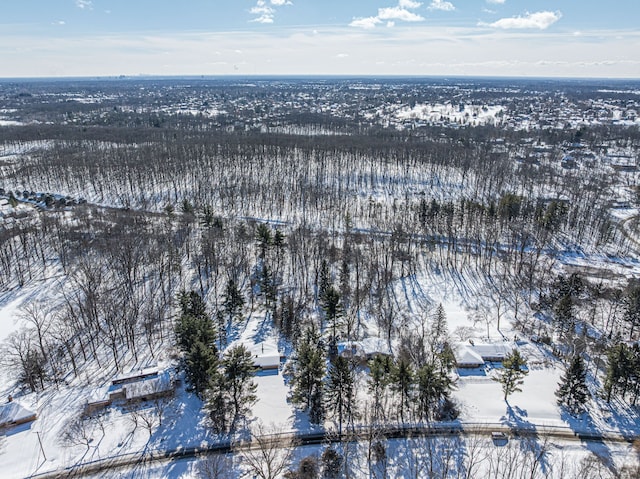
[0,401,36,428]
[454,345,485,367]
[124,371,174,401]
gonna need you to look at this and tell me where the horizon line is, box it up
[1,74,639,83]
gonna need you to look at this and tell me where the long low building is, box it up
[0,401,37,429]
[454,342,516,368]
[85,368,175,414]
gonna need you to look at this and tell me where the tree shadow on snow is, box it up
[500,404,554,475]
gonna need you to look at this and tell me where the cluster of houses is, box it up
[85,366,176,415]
[335,336,517,371]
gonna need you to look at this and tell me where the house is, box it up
[124,371,175,402]
[337,338,392,362]
[112,366,160,385]
[84,367,175,414]
[248,341,283,371]
[0,401,37,429]
[471,343,514,362]
[454,342,516,368]
[84,385,112,415]
[454,346,485,368]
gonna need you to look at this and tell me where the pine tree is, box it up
[318,259,330,302]
[368,354,393,424]
[186,340,218,397]
[206,367,229,434]
[390,358,414,424]
[494,349,528,401]
[256,223,273,259]
[176,290,213,353]
[553,294,575,337]
[175,312,215,352]
[325,356,356,436]
[556,355,589,414]
[223,278,245,323]
[603,343,633,403]
[431,304,448,346]
[416,361,452,422]
[259,263,277,310]
[322,286,343,343]
[290,326,326,424]
[207,345,257,433]
[175,290,217,395]
[623,283,640,339]
[220,344,257,431]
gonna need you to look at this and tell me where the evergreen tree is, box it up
[623,283,640,339]
[206,367,229,434]
[431,304,448,347]
[494,349,528,401]
[175,290,217,395]
[553,294,575,337]
[256,223,273,259]
[322,286,343,343]
[630,344,640,406]
[220,344,258,431]
[416,361,452,422]
[273,229,286,249]
[223,278,245,323]
[603,343,633,403]
[259,263,277,310]
[556,355,589,415]
[290,326,326,424]
[318,259,331,302]
[390,358,414,424]
[179,290,208,319]
[339,257,351,306]
[368,354,393,424]
[325,356,356,436]
[186,340,218,397]
[175,312,215,352]
[200,205,222,229]
[215,310,227,348]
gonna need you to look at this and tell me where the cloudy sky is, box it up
[1,0,639,78]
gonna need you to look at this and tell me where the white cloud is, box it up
[486,0,506,4]
[350,1,424,29]
[484,11,562,30]
[252,14,274,24]
[428,0,455,12]
[250,0,291,24]
[399,0,422,7]
[75,0,92,9]
[349,16,382,29]
[378,7,424,22]
[336,53,349,58]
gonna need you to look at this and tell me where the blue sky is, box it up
[1,0,639,78]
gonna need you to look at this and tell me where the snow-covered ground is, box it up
[1,244,640,478]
